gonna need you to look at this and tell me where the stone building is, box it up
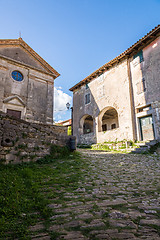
[70,25,160,144]
[0,38,59,124]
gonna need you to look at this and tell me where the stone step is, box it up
[132,139,159,154]
[134,149,148,153]
[145,140,157,146]
[132,147,149,154]
[138,145,150,150]
[134,142,146,147]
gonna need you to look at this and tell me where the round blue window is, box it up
[12,71,23,81]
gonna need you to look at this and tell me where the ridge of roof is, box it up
[70,24,160,91]
[0,38,60,78]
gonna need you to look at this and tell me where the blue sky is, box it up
[0,0,160,121]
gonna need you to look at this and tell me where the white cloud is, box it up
[54,87,72,113]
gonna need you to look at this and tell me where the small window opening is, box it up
[5,138,11,143]
[85,93,90,104]
[102,124,107,131]
[111,123,116,129]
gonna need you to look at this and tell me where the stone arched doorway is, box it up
[80,114,93,134]
[79,114,96,145]
[98,107,119,132]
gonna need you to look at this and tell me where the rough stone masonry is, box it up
[0,111,71,164]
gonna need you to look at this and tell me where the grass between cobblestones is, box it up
[0,146,88,239]
[1,147,160,239]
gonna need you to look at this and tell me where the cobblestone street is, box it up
[30,150,160,240]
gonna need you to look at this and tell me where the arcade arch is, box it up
[98,107,119,132]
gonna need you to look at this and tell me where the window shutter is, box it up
[133,50,144,63]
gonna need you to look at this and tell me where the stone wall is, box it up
[0,56,55,124]
[79,132,96,145]
[73,59,134,144]
[0,111,71,164]
[130,36,160,141]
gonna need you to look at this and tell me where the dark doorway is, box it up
[102,124,107,131]
[139,115,154,141]
[83,115,93,134]
[7,109,21,119]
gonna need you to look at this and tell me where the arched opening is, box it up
[98,107,119,132]
[80,115,93,134]
[83,115,93,134]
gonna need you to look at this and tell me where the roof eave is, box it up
[70,24,160,92]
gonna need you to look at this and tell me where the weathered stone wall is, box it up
[0,111,70,164]
[0,46,55,125]
[79,133,96,145]
[73,59,134,144]
[130,36,160,141]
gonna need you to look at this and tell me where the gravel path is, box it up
[30,150,160,240]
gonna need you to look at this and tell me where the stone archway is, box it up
[80,114,94,134]
[98,107,119,132]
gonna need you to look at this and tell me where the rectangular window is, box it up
[111,123,116,129]
[102,124,107,131]
[85,93,90,104]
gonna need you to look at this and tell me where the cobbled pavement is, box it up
[29,149,160,240]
